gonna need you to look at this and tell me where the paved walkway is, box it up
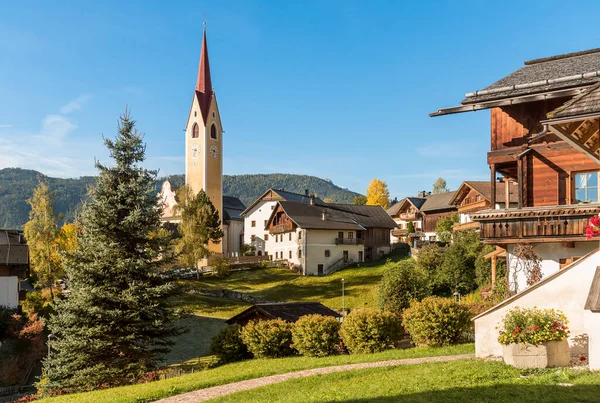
[155,353,475,403]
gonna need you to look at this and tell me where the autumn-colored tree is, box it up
[432,177,448,194]
[23,180,59,298]
[52,223,79,272]
[352,195,367,205]
[366,179,390,209]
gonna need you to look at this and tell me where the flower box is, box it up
[503,339,570,368]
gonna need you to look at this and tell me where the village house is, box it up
[449,181,519,232]
[241,189,324,258]
[0,230,29,309]
[432,47,600,369]
[387,191,458,247]
[265,200,396,275]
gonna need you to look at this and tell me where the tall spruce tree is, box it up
[42,111,180,392]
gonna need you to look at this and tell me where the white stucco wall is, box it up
[474,249,600,369]
[0,276,19,309]
[304,229,363,276]
[243,201,277,256]
[507,242,597,293]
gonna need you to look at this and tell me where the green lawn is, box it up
[212,360,600,402]
[39,343,473,403]
[186,249,409,315]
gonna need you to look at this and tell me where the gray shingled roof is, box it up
[241,188,324,216]
[226,302,341,324]
[386,197,426,216]
[223,196,246,221]
[420,191,458,213]
[462,48,600,104]
[277,201,397,231]
[547,82,600,119]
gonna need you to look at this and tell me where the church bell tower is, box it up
[185,25,224,253]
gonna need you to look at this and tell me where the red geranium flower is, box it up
[580,356,587,362]
[591,215,600,227]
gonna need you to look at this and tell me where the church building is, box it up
[159,26,245,258]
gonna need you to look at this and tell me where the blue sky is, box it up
[2,1,600,199]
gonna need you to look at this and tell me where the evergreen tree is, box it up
[174,184,223,277]
[42,111,180,392]
[23,179,60,298]
[407,221,415,234]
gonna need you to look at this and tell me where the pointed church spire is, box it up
[196,24,212,95]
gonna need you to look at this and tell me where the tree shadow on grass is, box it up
[165,315,227,364]
[343,384,600,403]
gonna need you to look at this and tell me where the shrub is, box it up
[378,259,429,315]
[212,257,232,277]
[497,307,569,346]
[339,308,402,354]
[292,315,341,357]
[210,325,251,363]
[402,297,471,347]
[0,306,16,339]
[241,319,295,358]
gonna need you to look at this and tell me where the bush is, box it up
[0,306,16,339]
[292,315,341,357]
[212,257,232,277]
[339,308,402,354]
[402,297,471,347]
[210,325,251,363]
[497,307,569,346]
[241,319,295,358]
[378,259,429,315]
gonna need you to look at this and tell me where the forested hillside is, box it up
[0,169,362,229]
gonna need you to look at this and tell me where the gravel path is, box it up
[154,353,475,403]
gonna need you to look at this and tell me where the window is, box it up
[338,231,344,239]
[357,230,362,239]
[464,197,471,205]
[210,124,217,140]
[271,205,275,210]
[258,251,262,256]
[212,111,216,118]
[264,220,268,226]
[325,250,330,257]
[298,231,302,239]
[251,220,256,227]
[192,123,199,138]
[289,233,292,241]
[348,232,354,239]
[298,249,302,258]
[289,250,292,259]
[574,172,599,203]
[275,235,278,243]
[264,234,269,241]
[251,235,256,242]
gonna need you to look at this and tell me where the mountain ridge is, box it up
[0,168,362,229]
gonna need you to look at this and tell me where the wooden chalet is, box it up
[0,229,29,308]
[432,47,600,290]
[387,196,426,243]
[225,302,341,326]
[419,191,458,240]
[449,181,519,231]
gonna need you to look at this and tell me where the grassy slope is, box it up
[40,344,474,403]
[165,250,406,361]
[213,360,600,402]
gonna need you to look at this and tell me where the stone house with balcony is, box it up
[432,47,600,369]
[266,200,397,275]
[241,188,324,257]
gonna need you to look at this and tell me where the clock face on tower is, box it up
[190,144,201,160]
[209,145,219,158]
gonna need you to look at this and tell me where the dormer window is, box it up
[192,123,199,139]
[210,124,217,140]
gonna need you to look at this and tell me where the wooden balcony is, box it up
[471,204,600,244]
[335,238,365,245]
[392,229,408,237]
[270,223,294,234]
[398,213,417,220]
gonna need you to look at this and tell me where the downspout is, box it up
[527,124,550,145]
[303,229,307,275]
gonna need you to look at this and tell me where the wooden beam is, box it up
[548,125,600,164]
[490,163,496,207]
[517,158,523,209]
[491,256,497,289]
[578,119,599,145]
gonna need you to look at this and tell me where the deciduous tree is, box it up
[174,185,224,276]
[432,177,448,194]
[435,212,459,244]
[352,195,367,205]
[366,179,390,209]
[23,180,59,298]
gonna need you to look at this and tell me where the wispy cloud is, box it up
[60,94,93,114]
[33,114,77,144]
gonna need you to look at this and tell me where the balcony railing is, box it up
[471,204,600,243]
[335,238,364,245]
[398,213,417,220]
[271,223,292,234]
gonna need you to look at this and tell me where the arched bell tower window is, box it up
[192,123,199,139]
[210,124,217,140]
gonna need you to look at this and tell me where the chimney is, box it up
[322,210,328,221]
[305,189,309,197]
